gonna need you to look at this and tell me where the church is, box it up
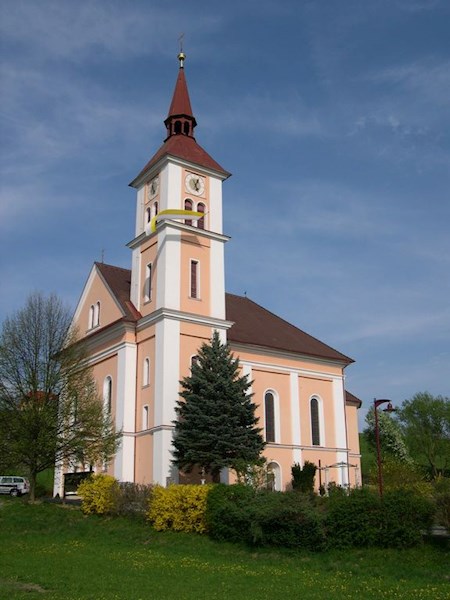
[54,53,361,495]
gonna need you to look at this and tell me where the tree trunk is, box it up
[29,471,37,502]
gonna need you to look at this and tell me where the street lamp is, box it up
[373,398,396,497]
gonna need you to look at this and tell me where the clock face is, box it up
[148,176,159,200]
[185,173,205,196]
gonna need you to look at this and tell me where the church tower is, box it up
[128,53,232,485]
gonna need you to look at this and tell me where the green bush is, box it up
[325,487,434,549]
[291,461,316,493]
[147,484,212,533]
[205,484,256,543]
[249,491,326,550]
[380,490,434,547]
[206,484,325,550]
[77,473,119,515]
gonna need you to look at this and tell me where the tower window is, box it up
[310,397,321,446]
[264,391,275,443]
[146,207,151,223]
[183,121,190,135]
[143,357,150,386]
[143,405,149,430]
[153,201,158,217]
[174,120,182,134]
[184,199,193,225]
[144,263,152,302]
[190,260,199,299]
[197,203,205,229]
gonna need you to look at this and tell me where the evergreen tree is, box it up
[172,331,265,482]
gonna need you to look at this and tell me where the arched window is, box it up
[144,263,152,302]
[184,199,193,225]
[190,355,199,369]
[183,121,190,135]
[267,462,282,491]
[88,305,95,329]
[153,201,159,217]
[94,302,100,327]
[264,391,275,443]
[190,260,199,298]
[197,202,205,229]
[103,376,113,414]
[174,120,182,134]
[146,207,151,223]
[142,405,149,430]
[310,397,321,446]
[143,357,150,386]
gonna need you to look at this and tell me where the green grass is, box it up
[1,498,448,600]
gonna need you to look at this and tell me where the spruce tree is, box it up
[172,331,265,482]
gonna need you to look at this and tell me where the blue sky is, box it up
[1,0,449,429]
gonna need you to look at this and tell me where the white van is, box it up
[0,476,30,496]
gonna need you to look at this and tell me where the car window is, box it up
[13,478,23,483]
[3,477,12,483]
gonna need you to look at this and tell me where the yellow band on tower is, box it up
[148,209,203,234]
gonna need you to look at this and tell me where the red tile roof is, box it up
[167,67,194,118]
[345,390,362,408]
[131,134,230,185]
[225,293,353,365]
[95,262,141,321]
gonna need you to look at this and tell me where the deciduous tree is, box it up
[398,392,450,478]
[0,293,120,500]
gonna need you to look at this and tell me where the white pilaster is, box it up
[333,378,348,487]
[208,177,223,234]
[115,342,137,482]
[290,372,302,464]
[153,318,180,484]
[210,239,226,319]
[156,225,181,311]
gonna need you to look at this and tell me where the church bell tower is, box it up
[128,53,232,484]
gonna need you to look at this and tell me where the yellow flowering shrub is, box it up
[77,473,120,515]
[147,484,212,533]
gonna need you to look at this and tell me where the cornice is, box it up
[137,307,234,332]
[127,219,230,250]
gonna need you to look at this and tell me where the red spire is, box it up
[164,52,197,140]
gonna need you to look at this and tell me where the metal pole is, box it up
[374,398,383,497]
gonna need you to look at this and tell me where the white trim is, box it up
[333,379,347,449]
[130,248,141,310]
[153,318,180,485]
[127,220,230,250]
[155,225,181,310]
[290,372,302,464]
[234,345,350,371]
[114,343,137,482]
[72,264,97,328]
[137,307,233,332]
[210,239,226,319]
[239,356,345,380]
[208,176,223,234]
